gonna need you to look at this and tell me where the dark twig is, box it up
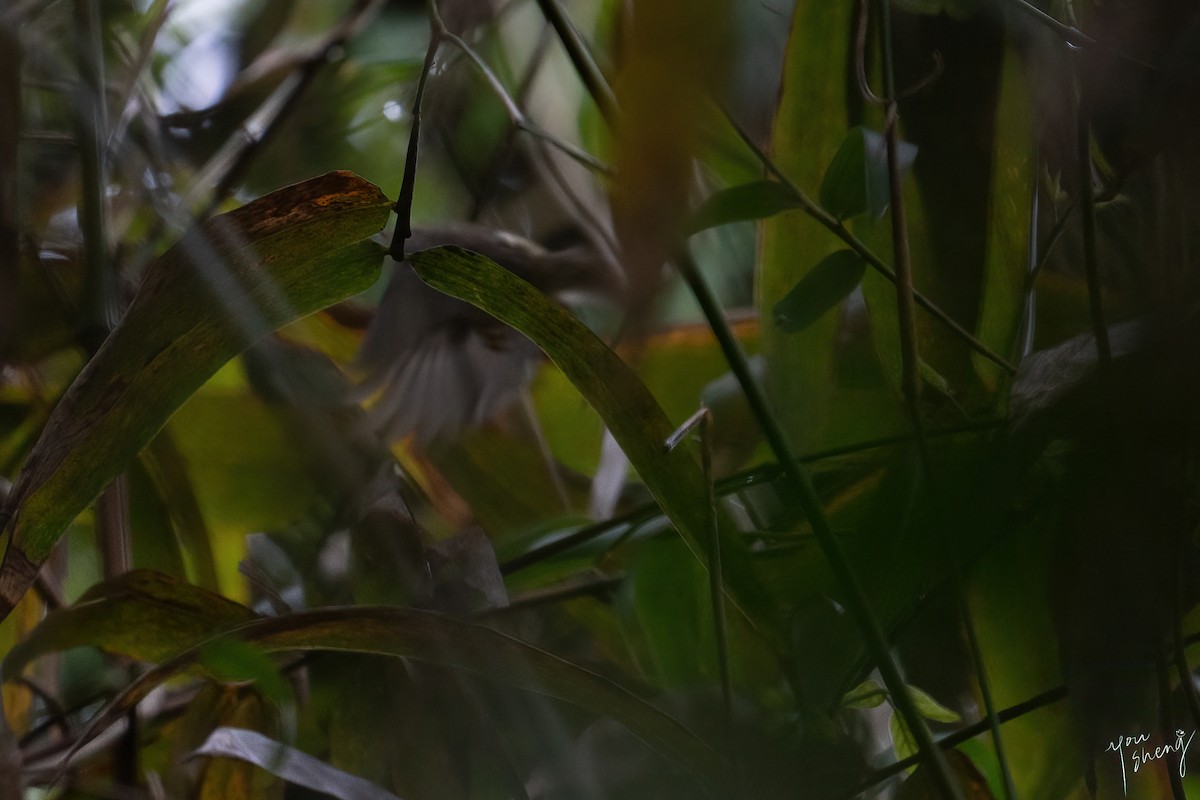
[873,0,930,476]
[438,32,612,175]
[389,3,443,259]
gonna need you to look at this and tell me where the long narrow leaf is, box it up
[406,246,778,638]
[0,172,391,618]
[64,606,727,790]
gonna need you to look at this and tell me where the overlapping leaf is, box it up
[0,172,391,618]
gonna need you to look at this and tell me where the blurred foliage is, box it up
[2,0,1200,798]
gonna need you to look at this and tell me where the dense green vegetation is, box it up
[2,0,1200,797]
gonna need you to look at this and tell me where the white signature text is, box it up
[1106,729,1195,795]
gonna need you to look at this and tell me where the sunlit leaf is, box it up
[0,172,391,617]
[908,684,960,723]
[891,709,917,765]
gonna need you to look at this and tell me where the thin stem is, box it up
[481,572,624,617]
[955,570,1018,800]
[723,108,1017,375]
[1000,0,1156,70]
[499,420,1002,574]
[439,32,612,176]
[198,0,385,221]
[666,410,735,737]
[533,0,616,123]
[675,250,961,800]
[875,0,930,475]
[470,24,551,220]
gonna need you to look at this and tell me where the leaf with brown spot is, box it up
[0,172,391,618]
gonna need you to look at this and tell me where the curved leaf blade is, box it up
[2,570,257,680]
[406,246,776,635]
[68,606,728,790]
[0,172,391,616]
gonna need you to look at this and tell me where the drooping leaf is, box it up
[0,172,391,618]
[820,126,917,222]
[67,606,729,791]
[908,684,960,723]
[193,727,401,800]
[686,180,802,234]
[1,570,257,679]
[407,245,778,638]
[841,679,888,709]
[773,249,868,333]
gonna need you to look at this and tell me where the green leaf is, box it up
[0,172,391,616]
[407,246,777,638]
[908,684,960,723]
[199,639,292,709]
[623,536,714,687]
[772,249,867,333]
[891,709,918,766]
[2,570,257,679]
[762,4,901,453]
[819,126,917,221]
[841,679,888,709]
[64,606,730,791]
[686,180,802,234]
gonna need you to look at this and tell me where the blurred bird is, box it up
[354,223,618,444]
